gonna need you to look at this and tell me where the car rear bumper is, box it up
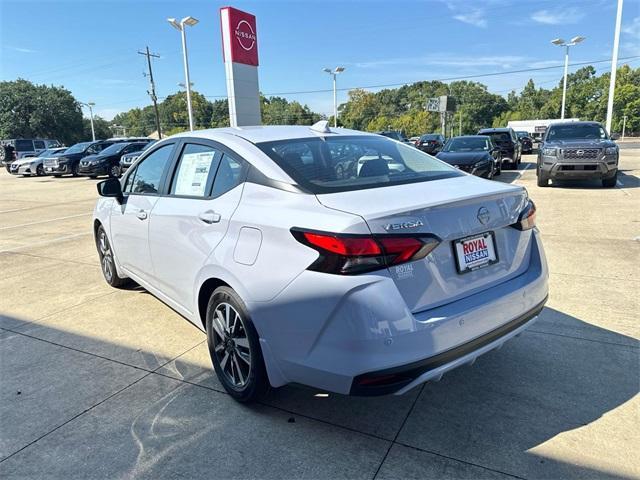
[250,229,549,395]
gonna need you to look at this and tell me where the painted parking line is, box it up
[0,233,91,253]
[0,213,92,231]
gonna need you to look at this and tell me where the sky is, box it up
[1,0,639,121]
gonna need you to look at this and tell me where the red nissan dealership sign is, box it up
[220,6,259,66]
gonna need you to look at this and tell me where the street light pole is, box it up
[168,16,199,131]
[561,45,569,120]
[551,36,585,120]
[323,67,345,127]
[81,102,96,141]
[606,0,624,134]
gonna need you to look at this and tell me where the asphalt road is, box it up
[0,151,638,479]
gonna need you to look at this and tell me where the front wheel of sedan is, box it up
[108,165,120,178]
[36,164,44,176]
[96,225,131,288]
[206,287,269,403]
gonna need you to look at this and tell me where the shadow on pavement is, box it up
[0,308,638,479]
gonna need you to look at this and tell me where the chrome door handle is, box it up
[199,210,221,224]
[136,210,148,220]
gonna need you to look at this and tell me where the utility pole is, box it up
[138,46,162,138]
[621,115,627,141]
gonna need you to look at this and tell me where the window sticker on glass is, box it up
[174,151,215,196]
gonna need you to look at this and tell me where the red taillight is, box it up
[292,229,440,275]
[378,237,423,264]
[511,199,536,231]
[303,232,381,256]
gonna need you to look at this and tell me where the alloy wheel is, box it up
[110,165,120,178]
[211,302,252,389]
[98,230,114,283]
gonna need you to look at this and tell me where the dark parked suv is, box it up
[416,134,445,154]
[477,128,521,169]
[536,121,618,188]
[516,131,534,154]
[79,141,150,178]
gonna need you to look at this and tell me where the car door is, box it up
[148,140,249,312]
[110,142,176,282]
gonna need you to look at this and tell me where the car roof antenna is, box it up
[310,120,332,134]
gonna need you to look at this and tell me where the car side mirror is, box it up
[97,177,123,203]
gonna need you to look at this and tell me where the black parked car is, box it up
[79,141,150,178]
[44,140,117,177]
[477,128,521,169]
[516,131,534,154]
[416,134,445,154]
[436,136,502,179]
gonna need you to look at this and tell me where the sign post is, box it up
[220,7,261,127]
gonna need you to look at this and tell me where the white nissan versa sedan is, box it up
[93,122,548,402]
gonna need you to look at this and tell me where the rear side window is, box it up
[211,154,248,197]
[170,143,221,197]
[126,144,174,194]
[15,140,33,151]
[257,136,460,194]
[33,140,45,149]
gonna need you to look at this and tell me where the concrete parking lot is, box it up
[1,149,638,479]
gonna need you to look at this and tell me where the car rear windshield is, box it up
[256,136,462,194]
[444,137,490,152]
[420,134,439,141]
[480,132,511,143]
[545,124,607,141]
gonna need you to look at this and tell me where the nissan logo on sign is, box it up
[235,20,256,51]
[221,7,259,66]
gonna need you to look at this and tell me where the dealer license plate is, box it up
[453,232,498,274]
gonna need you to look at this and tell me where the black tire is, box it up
[206,287,269,403]
[53,174,62,178]
[95,225,131,288]
[89,175,98,179]
[602,172,617,188]
[495,159,502,176]
[537,165,549,187]
[71,162,80,177]
[4,164,10,173]
[36,164,44,176]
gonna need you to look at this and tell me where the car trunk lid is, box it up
[316,176,531,312]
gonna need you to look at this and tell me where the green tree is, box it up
[83,116,112,140]
[0,79,84,144]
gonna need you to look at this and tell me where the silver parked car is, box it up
[93,122,548,402]
[9,147,67,176]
